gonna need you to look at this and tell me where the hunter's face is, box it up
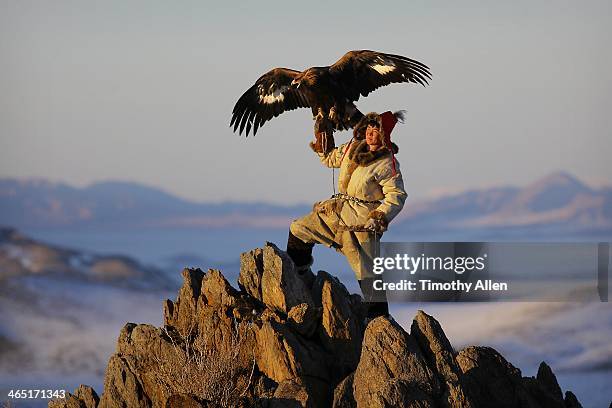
[366,125,382,149]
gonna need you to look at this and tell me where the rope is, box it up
[331,193,380,204]
[330,136,354,208]
[339,137,354,165]
[332,167,336,196]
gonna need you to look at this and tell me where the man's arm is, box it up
[368,165,407,228]
[309,131,351,169]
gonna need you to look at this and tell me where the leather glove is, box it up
[364,218,387,233]
[310,130,335,154]
[365,210,389,233]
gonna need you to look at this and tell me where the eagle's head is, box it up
[291,69,318,89]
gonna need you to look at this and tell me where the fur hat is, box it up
[350,111,405,175]
[353,111,404,142]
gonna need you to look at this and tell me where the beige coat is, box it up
[290,139,407,280]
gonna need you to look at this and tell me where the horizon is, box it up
[1,169,609,206]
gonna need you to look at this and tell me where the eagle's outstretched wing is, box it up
[329,50,432,101]
[230,68,311,136]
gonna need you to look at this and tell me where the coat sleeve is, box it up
[312,141,352,169]
[370,163,407,224]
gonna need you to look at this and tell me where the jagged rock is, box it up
[73,385,100,408]
[239,243,313,314]
[536,361,564,402]
[353,317,439,407]
[522,377,566,408]
[376,381,435,408]
[261,307,284,323]
[457,346,539,407]
[113,323,177,406]
[163,268,205,336]
[333,373,356,408]
[104,318,256,407]
[165,394,204,408]
[57,244,583,408]
[194,304,238,352]
[564,391,583,408]
[99,354,151,408]
[255,320,329,384]
[411,310,475,407]
[163,268,257,353]
[457,346,574,408]
[239,247,265,301]
[49,385,99,408]
[253,375,279,401]
[518,362,568,408]
[312,271,364,381]
[271,378,315,408]
[288,303,321,337]
[255,321,296,382]
[48,395,83,408]
[49,398,83,408]
[201,268,239,308]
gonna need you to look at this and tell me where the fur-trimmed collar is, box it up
[348,139,399,166]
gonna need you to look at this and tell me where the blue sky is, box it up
[1,0,611,204]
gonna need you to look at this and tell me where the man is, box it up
[286,111,407,318]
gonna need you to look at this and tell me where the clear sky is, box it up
[1,0,611,204]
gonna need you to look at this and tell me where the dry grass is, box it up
[153,320,256,407]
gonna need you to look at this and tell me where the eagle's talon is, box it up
[314,108,325,122]
[328,107,338,122]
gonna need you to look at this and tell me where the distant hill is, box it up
[0,172,610,238]
[0,178,310,229]
[393,171,612,238]
[0,226,173,290]
[0,226,176,394]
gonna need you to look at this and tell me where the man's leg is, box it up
[358,278,389,319]
[288,210,341,272]
[286,230,314,274]
[345,230,390,319]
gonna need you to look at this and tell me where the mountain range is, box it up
[1,172,610,238]
[392,172,612,237]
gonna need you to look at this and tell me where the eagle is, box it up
[230,50,431,137]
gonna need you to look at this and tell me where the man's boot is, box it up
[287,231,315,287]
[359,278,390,321]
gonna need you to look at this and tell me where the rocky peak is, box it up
[50,243,583,408]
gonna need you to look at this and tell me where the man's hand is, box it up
[311,115,335,154]
[365,210,389,233]
[364,218,387,233]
